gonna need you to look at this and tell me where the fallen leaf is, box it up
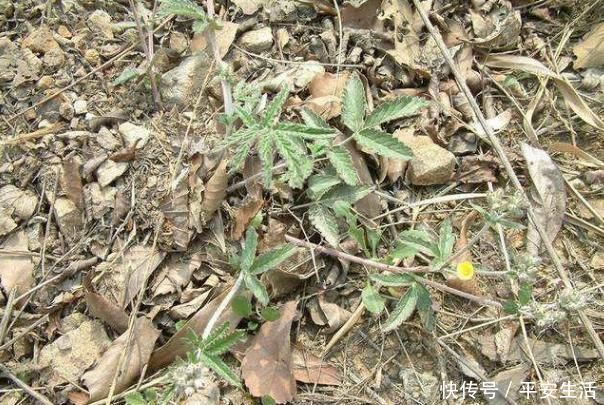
[94,245,165,308]
[506,337,599,365]
[231,0,267,15]
[0,185,38,222]
[148,287,245,371]
[84,289,130,334]
[152,253,202,298]
[160,175,191,251]
[488,364,531,404]
[82,317,160,401]
[308,72,349,99]
[521,143,566,257]
[485,54,604,130]
[88,108,128,132]
[241,300,297,403]
[308,296,352,334]
[291,347,341,385]
[200,159,228,223]
[231,192,264,240]
[61,157,84,210]
[341,0,384,30]
[457,348,487,380]
[549,142,604,169]
[470,4,521,49]
[457,154,500,184]
[573,22,604,69]
[0,231,34,307]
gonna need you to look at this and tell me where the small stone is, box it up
[395,130,456,185]
[84,48,101,66]
[37,75,54,90]
[95,160,128,187]
[0,185,38,221]
[57,25,72,39]
[118,122,150,149]
[238,27,274,53]
[591,252,604,270]
[169,31,188,54]
[59,102,74,121]
[448,132,478,155]
[96,127,122,151]
[53,197,83,239]
[73,100,88,115]
[43,47,65,70]
[160,52,212,107]
[22,26,60,54]
[87,10,114,39]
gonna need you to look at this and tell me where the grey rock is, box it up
[448,132,478,155]
[118,122,150,149]
[160,52,212,107]
[399,369,439,403]
[238,27,273,53]
[396,131,456,185]
[96,160,128,187]
[73,100,88,115]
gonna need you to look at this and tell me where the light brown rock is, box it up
[22,26,60,54]
[394,130,456,185]
[239,27,273,53]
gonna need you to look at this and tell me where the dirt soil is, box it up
[0,0,604,404]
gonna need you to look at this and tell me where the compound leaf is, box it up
[309,204,340,247]
[341,74,366,132]
[364,96,428,128]
[354,129,413,160]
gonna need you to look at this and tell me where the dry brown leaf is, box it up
[200,159,228,223]
[81,317,160,401]
[241,300,297,403]
[341,0,384,31]
[291,347,341,385]
[308,296,352,334]
[0,231,34,308]
[148,287,245,371]
[231,192,264,240]
[549,142,604,169]
[470,4,521,50]
[521,143,566,257]
[484,54,604,130]
[160,176,191,251]
[152,253,202,298]
[457,154,500,184]
[573,22,604,70]
[507,337,599,364]
[308,72,349,98]
[61,157,84,210]
[242,155,263,196]
[489,363,530,404]
[84,286,130,334]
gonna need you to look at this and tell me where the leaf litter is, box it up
[1,0,604,404]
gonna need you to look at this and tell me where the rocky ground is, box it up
[0,0,604,404]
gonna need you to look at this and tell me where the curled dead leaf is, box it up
[0,231,34,308]
[291,347,341,386]
[200,159,228,223]
[241,300,298,403]
[61,157,84,210]
[231,192,264,240]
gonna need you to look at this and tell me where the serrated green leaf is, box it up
[319,184,372,205]
[125,392,146,405]
[205,330,246,356]
[435,220,455,266]
[341,74,366,132]
[309,204,340,247]
[235,105,259,129]
[203,322,230,350]
[158,0,207,19]
[364,96,428,128]
[228,137,254,174]
[241,227,258,272]
[348,223,367,253]
[274,122,335,140]
[327,147,358,185]
[369,273,415,286]
[220,127,256,149]
[367,228,380,257]
[113,68,140,86]
[262,396,277,405]
[232,295,253,317]
[260,306,280,321]
[518,282,533,305]
[382,286,418,332]
[257,133,274,187]
[398,229,438,257]
[300,108,330,129]
[308,175,341,200]
[274,133,312,188]
[200,352,241,387]
[503,300,519,315]
[414,283,435,331]
[249,244,298,275]
[354,129,413,160]
[362,283,385,314]
[332,200,354,220]
[263,86,289,126]
[389,244,418,261]
[244,273,269,305]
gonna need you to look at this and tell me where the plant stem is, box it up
[285,235,502,308]
[202,272,244,339]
